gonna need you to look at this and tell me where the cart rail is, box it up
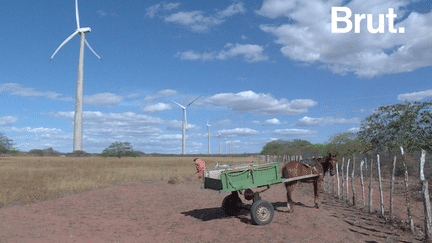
[202,162,320,193]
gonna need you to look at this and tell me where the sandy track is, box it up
[0,178,425,243]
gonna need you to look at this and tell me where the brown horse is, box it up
[281,153,338,212]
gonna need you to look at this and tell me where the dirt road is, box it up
[0,179,425,242]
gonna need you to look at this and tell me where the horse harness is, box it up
[300,161,318,175]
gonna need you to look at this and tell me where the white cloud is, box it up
[127,93,140,99]
[273,128,317,137]
[97,10,107,17]
[0,116,19,126]
[176,43,268,62]
[294,116,360,126]
[217,2,246,18]
[255,0,297,18]
[164,2,180,10]
[397,89,432,101]
[241,35,247,40]
[144,89,178,102]
[143,103,172,113]
[254,118,282,125]
[165,120,199,131]
[49,111,164,126]
[213,119,232,126]
[218,128,260,137]
[0,83,73,101]
[83,93,124,106]
[258,0,432,77]
[162,2,245,32]
[348,127,360,133]
[145,2,180,18]
[9,127,63,133]
[204,90,317,115]
[263,118,281,125]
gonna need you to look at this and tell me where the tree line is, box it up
[0,135,142,158]
[261,100,432,161]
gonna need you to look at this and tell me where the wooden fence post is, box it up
[369,158,373,213]
[360,160,365,207]
[346,159,350,203]
[420,150,431,240]
[351,155,357,206]
[390,155,397,220]
[342,158,345,200]
[333,166,336,196]
[377,154,384,216]
[401,146,415,234]
[336,163,340,199]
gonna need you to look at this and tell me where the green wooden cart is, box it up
[202,162,319,225]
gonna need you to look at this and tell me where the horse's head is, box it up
[326,153,338,176]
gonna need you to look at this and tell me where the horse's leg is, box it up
[285,182,297,213]
[313,179,322,208]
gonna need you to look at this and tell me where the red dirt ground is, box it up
[0,177,427,243]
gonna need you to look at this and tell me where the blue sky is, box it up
[1,0,431,154]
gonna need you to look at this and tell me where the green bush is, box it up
[100,142,139,158]
[28,149,45,156]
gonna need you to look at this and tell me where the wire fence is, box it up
[255,149,432,241]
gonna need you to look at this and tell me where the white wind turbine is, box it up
[173,96,201,155]
[225,138,227,154]
[50,0,103,152]
[207,119,211,155]
[218,132,221,154]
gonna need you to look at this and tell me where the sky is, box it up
[0,0,431,154]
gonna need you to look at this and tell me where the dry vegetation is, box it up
[0,156,261,209]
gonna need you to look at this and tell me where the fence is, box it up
[256,149,432,241]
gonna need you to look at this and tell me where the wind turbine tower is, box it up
[218,132,221,154]
[50,0,103,152]
[173,96,201,155]
[225,138,227,154]
[207,120,211,155]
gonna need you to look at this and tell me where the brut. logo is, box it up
[331,7,405,34]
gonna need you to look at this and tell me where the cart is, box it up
[202,162,319,225]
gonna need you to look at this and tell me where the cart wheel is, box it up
[222,193,242,216]
[250,200,274,225]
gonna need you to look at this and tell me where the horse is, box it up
[281,153,338,212]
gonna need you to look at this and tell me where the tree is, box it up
[358,101,432,154]
[101,142,136,158]
[326,132,369,159]
[0,132,15,154]
[261,139,287,155]
[260,139,312,155]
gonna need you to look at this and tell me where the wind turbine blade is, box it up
[172,100,185,109]
[186,95,201,107]
[85,39,103,60]
[50,31,79,62]
[75,0,80,29]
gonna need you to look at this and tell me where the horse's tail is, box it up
[281,165,288,179]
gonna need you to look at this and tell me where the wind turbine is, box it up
[218,132,221,154]
[173,96,201,155]
[207,120,211,155]
[225,138,227,154]
[50,0,103,152]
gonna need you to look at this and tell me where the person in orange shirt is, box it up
[194,158,206,178]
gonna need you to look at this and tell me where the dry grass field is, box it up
[0,156,261,209]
